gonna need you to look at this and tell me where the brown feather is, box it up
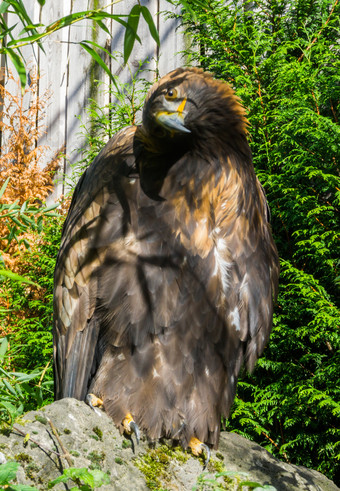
[53,68,279,449]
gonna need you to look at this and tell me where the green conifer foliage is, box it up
[179,0,339,481]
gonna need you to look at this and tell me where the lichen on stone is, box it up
[91,426,103,441]
[134,443,189,490]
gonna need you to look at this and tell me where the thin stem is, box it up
[298,0,339,62]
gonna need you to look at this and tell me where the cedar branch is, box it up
[298,0,339,62]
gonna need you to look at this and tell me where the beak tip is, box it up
[156,111,191,134]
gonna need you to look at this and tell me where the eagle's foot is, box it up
[85,393,103,416]
[188,437,211,470]
[122,412,140,450]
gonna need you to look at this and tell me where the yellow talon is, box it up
[87,393,103,407]
[188,437,203,456]
[122,412,134,433]
[122,412,140,445]
[188,436,211,469]
[86,393,104,416]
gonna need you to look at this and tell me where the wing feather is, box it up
[213,153,279,373]
[53,126,137,399]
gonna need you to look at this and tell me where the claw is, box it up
[129,421,140,445]
[122,412,140,448]
[86,393,103,417]
[188,437,211,470]
[201,443,211,470]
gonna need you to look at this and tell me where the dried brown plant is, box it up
[0,70,60,204]
[0,69,61,268]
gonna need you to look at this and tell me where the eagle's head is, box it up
[142,67,248,144]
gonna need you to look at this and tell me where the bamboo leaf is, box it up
[0,22,17,40]
[19,22,44,35]
[8,0,33,26]
[8,215,26,228]
[3,47,26,89]
[90,12,128,25]
[44,10,127,33]
[80,39,116,61]
[5,33,36,46]
[40,202,60,213]
[14,371,42,382]
[20,201,27,213]
[94,18,111,36]
[0,1,10,15]
[7,199,19,210]
[80,41,118,91]
[124,4,141,64]
[19,214,36,227]
[6,0,45,52]
[141,6,160,46]
[0,269,40,286]
[3,378,17,397]
[0,177,10,200]
[0,336,8,361]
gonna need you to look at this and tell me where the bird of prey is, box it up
[53,67,279,461]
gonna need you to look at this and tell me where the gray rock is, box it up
[0,398,337,490]
[218,432,338,491]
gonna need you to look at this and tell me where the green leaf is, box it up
[0,336,8,361]
[20,201,27,213]
[87,468,110,486]
[0,21,18,40]
[6,199,19,211]
[124,4,141,64]
[94,18,111,36]
[3,47,26,90]
[0,176,10,200]
[43,10,126,34]
[80,41,118,91]
[0,269,40,286]
[7,484,39,490]
[22,238,31,250]
[42,212,60,218]
[190,0,209,6]
[48,467,110,488]
[6,32,41,46]
[6,0,45,52]
[239,481,273,489]
[176,0,200,22]
[8,0,32,25]
[140,6,160,46]
[8,215,27,228]
[0,461,20,485]
[0,400,19,416]
[215,470,249,479]
[19,23,44,36]
[79,39,116,60]
[3,378,18,397]
[37,0,46,5]
[13,370,42,382]
[0,1,10,15]
[19,214,36,227]
[41,202,60,213]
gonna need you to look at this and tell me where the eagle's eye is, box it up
[165,87,178,100]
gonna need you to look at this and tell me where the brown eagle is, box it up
[53,67,279,459]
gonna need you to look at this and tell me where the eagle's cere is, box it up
[53,67,279,452]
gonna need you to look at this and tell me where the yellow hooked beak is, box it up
[156,98,191,134]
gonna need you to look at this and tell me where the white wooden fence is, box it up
[3,0,188,197]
